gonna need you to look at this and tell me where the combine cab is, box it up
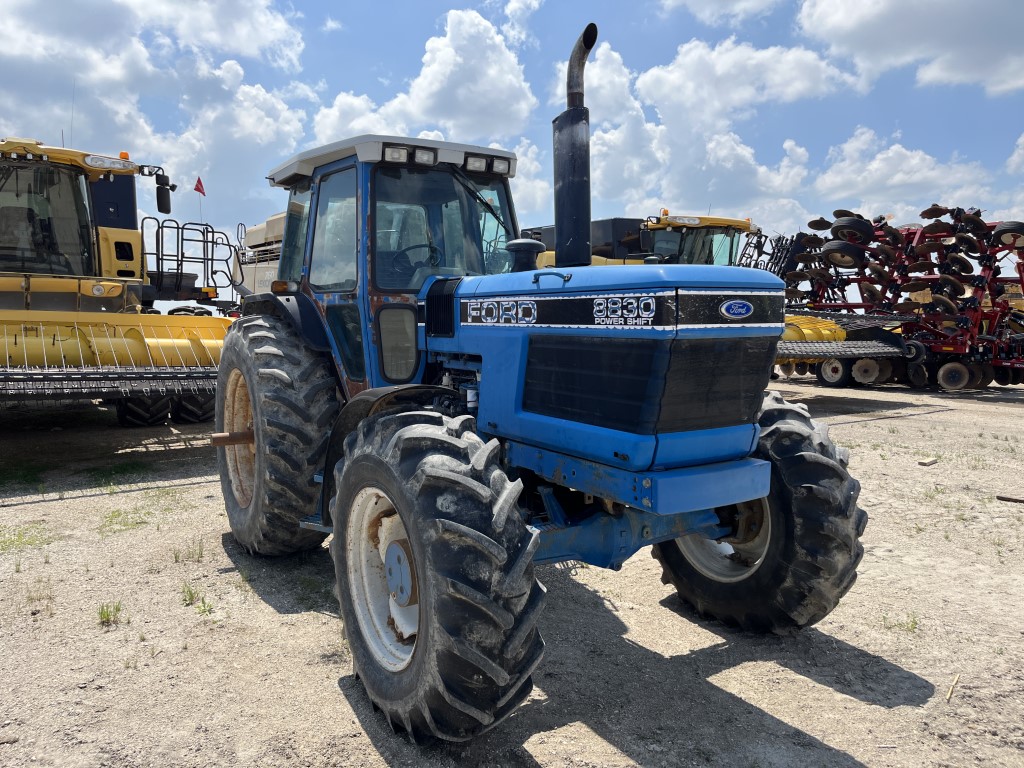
[0,137,238,425]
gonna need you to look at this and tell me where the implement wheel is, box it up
[816,357,853,387]
[937,361,969,391]
[215,316,340,555]
[652,392,865,633]
[331,410,546,742]
[170,392,215,424]
[116,395,171,427]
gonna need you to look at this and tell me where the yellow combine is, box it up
[0,137,236,425]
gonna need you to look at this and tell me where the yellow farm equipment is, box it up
[0,137,237,425]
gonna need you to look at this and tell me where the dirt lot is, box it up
[1,380,1023,768]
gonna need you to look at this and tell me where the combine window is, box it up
[655,226,744,267]
[0,162,95,276]
[372,165,515,292]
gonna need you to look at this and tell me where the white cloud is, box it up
[118,0,305,73]
[502,0,543,47]
[314,10,536,145]
[1007,134,1024,174]
[230,85,306,147]
[322,17,342,33]
[635,37,858,133]
[661,0,786,26]
[798,0,1024,94]
[705,134,809,196]
[313,92,403,142]
[506,139,552,223]
[814,127,989,216]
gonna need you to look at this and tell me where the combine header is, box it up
[0,137,239,424]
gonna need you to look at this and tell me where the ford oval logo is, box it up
[719,299,754,320]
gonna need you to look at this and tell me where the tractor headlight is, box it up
[383,146,409,163]
[413,148,436,165]
[465,156,487,172]
[491,158,510,175]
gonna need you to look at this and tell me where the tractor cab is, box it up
[261,135,521,398]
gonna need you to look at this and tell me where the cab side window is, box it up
[279,181,311,282]
[309,168,358,291]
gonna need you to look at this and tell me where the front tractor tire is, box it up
[331,410,546,743]
[652,391,866,634]
[215,315,340,555]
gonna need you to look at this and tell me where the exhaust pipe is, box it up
[553,23,598,269]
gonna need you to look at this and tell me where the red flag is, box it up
[194,177,206,196]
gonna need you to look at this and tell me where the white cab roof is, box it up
[267,134,517,188]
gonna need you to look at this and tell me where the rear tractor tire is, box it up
[652,391,866,633]
[115,395,171,427]
[331,410,546,742]
[215,315,340,555]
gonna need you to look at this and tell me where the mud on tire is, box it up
[331,410,546,742]
[652,391,866,633]
[215,315,340,555]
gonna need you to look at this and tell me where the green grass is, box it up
[99,507,152,535]
[883,611,920,633]
[172,536,204,564]
[79,460,152,486]
[0,523,54,553]
[181,582,202,607]
[98,601,126,628]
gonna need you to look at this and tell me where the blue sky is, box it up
[3,0,1022,242]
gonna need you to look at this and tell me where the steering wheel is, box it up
[391,243,442,278]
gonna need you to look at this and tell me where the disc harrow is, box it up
[776,206,1024,390]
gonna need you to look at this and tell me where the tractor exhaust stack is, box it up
[553,22,598,269]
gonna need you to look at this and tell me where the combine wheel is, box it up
[875,358,894,384]
[778,362,796,377]
[830,217,875,245]
[116,395,171,427]
[852,358,880,384]
[816,357,853,387]
[216,315,340,555]
[906,363,929,389]
[170,392,215,423]
[652,391,865,634]
[991,221,1024,250]
[937,362,970,391]
[331,410,545,742]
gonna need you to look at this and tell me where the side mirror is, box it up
[156,186,172,215]
[639,228,652,252]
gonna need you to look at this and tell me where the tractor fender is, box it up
[320,384,457,527]
[240,292,331,352]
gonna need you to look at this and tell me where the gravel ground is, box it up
[1,379,1022,767]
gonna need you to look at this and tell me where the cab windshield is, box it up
[652,226,744,267]
[373,165,515,292]
[0,162,94,275]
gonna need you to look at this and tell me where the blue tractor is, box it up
[215,24,865,743]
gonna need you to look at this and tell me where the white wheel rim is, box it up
[674,499,770,583]
[223,368,255,508]
[853,358,880,384]
[820,358,846,384]
[347,486,418,671]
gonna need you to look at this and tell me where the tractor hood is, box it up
[422,264,784,473]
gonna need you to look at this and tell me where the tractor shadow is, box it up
[339,566,933,767]
[219,532,339,616]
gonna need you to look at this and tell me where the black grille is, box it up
[424,278,461,337]
[523,335,777,434]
